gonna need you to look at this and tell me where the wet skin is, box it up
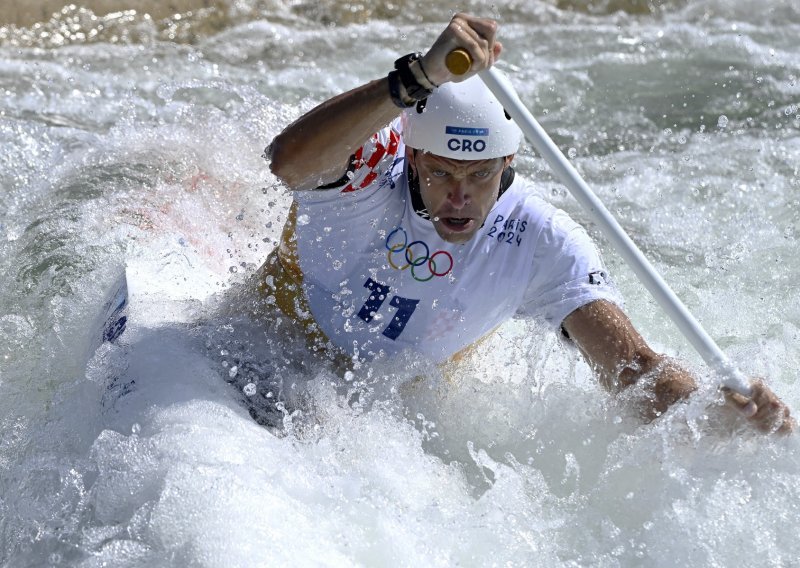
[407,149,514,244]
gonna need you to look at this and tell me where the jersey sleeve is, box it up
[321,118,403,194]
[518,208,623,329]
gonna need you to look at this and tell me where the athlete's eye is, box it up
[472,170,492,179]
[430,169,449,178]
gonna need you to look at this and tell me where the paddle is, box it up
[445,48,752,396]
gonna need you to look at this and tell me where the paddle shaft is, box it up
[445,50,752,396]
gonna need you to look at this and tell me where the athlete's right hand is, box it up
[421,13,502,86]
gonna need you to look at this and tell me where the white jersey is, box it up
[290,120,621,362]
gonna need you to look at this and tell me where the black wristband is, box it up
[387,70,415,108]
[394,52,433,101]
[416,57,439,88]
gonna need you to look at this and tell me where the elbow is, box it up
[267,135,322,191]
[266,129,348,191]
[265,135,297,188]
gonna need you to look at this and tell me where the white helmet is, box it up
[401,72,523,160]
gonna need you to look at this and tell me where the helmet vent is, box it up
[415,99,427,114]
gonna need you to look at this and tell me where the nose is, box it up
[447,180,470,209]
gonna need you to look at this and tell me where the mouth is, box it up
[437,216,474,232]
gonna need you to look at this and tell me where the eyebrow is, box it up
[423,156,501,171]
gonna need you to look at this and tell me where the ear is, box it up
[503,154,515,169]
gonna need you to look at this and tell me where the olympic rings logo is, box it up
[385,227,454,282]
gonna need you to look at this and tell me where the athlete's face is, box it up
[408,150,514,244]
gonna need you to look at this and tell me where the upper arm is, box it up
[267,133,354,191]
[266,78,403,191]
[270,122,402,193]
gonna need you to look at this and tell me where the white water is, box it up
[1,1,799,565]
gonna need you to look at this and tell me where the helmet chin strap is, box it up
[407,150,515,220]
[498,165,516,197]
[407,165,430,219]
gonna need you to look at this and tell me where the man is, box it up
[259,13,792,433]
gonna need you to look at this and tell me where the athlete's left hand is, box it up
[723,379,795,434]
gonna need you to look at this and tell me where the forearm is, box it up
[582,344,697,421]
[268,77,400,191]
[625,356,698,421]
[562,300,697,420]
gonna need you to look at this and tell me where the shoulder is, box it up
[298,119,406,202]
[339,118,405,194]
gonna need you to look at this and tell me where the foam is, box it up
[2,2,800,565]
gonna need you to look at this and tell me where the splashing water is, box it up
[1,0,800,565]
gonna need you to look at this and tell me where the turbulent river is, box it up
[1,0,799,565]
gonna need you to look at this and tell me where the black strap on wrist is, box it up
[416,58,438,88]
[394,52,433,102]
[388,70,414,108]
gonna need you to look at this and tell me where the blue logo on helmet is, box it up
[445,126,489,153]
[445,126,489,136]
